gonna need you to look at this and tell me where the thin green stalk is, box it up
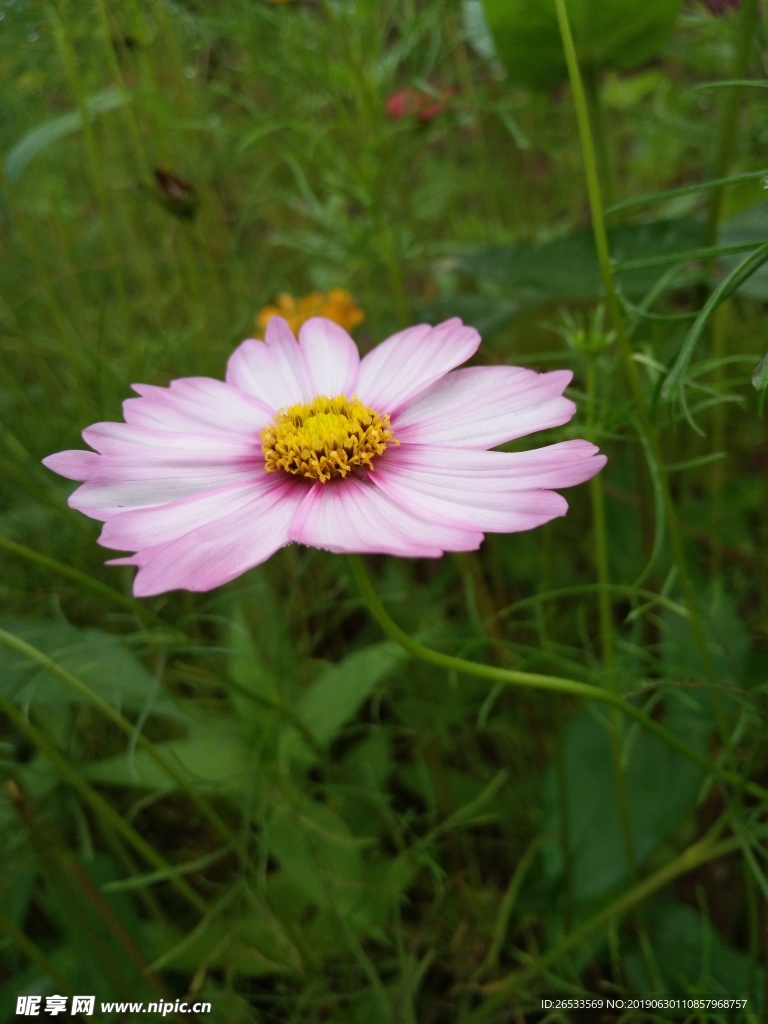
[587,358,637,885]
[0,904,75,997]
[0,694,208,914]
[464,833,743,1021]
[705,0,760,570]
[0,629,239,851]
[606,168,768,215]
[553,0,621,338]
[587,361,615,674]
[319,0,411,326]
[553,0,730,753]
[489,583,688,624]
[50,4,130,338]
[704,0,759,247]
[347,556,768,801]
[0,535,175,632]
[582,64,615,209]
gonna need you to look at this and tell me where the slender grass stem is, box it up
[347,556,768,801]
[582,64,615,209]
[706,0,760,571]
[0,536,174,631]
[0,897,75,995]
[50,4,131,339]
[464,832,744,1020]
[0,694,208,914]
[587,359,637,884]
[553,0,730,755]
[704,0,760,248]
[0,629,240,851]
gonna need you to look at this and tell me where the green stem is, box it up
[704,0,759,247]
[50,4,131,339]
[0,905,76,996]
[463,832,743,1021]
[347,556,767,801]
[587,360,637,883]
[554,0,729,749]
[554,0,621,337]
[0,694,208,915]
[586,360,615,674]
[707,0,759,571]
[582,64,615,209]
[0,535,174,631]
[0,629,239,851]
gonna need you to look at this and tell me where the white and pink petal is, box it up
[226,317,311,410]
[42,450,100,482]
[288,476,483,558]
[118,478,305,597]
[82,423,261,459]
[370,441,605,533]
[355,318,481,414]
[69,456,266,521]
[393,366,575,448]
[298,317,360,397]
[98,475,288,552]
[124,377,272,435]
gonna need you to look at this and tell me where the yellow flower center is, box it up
[261,395,397,483]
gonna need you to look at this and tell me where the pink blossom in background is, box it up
[385,86,452,122]
[44,317,606,597]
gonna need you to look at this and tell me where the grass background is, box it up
[1,1,767,1021]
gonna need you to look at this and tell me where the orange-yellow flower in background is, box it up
[256,289,364,337]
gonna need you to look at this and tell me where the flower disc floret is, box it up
[261,395,397,483]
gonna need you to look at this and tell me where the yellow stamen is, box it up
[261,395,397,483]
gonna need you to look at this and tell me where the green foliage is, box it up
[1,0,767,1020]
[623,901,766,997]
[0,618,169,712]
[541,703,708,903]
[482,0,681,89]
[4,88,131,184]
[450,218,703,301]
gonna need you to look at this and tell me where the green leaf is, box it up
[662,239,768,421]
[541,703,707,904]
[0,618,171,713]
[293,642,402,746]
[227,580,304,741]
[0,789,38,931]
[719,200,768,300]
[280,641,403,766]
[481,0,680,90]
[83,717,251,792]
[753,355,768,391]
[753,354,768,414]
[659,584,750,716]
[266,795,367,914]
[4,89,132,184]
[623,902,765,999]
[453,219,702,302]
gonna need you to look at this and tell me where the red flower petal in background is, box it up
[385,86,453,122]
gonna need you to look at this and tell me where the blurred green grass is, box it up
[1,1,767,1022]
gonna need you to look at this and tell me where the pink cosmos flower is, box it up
[43,317,606,597]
